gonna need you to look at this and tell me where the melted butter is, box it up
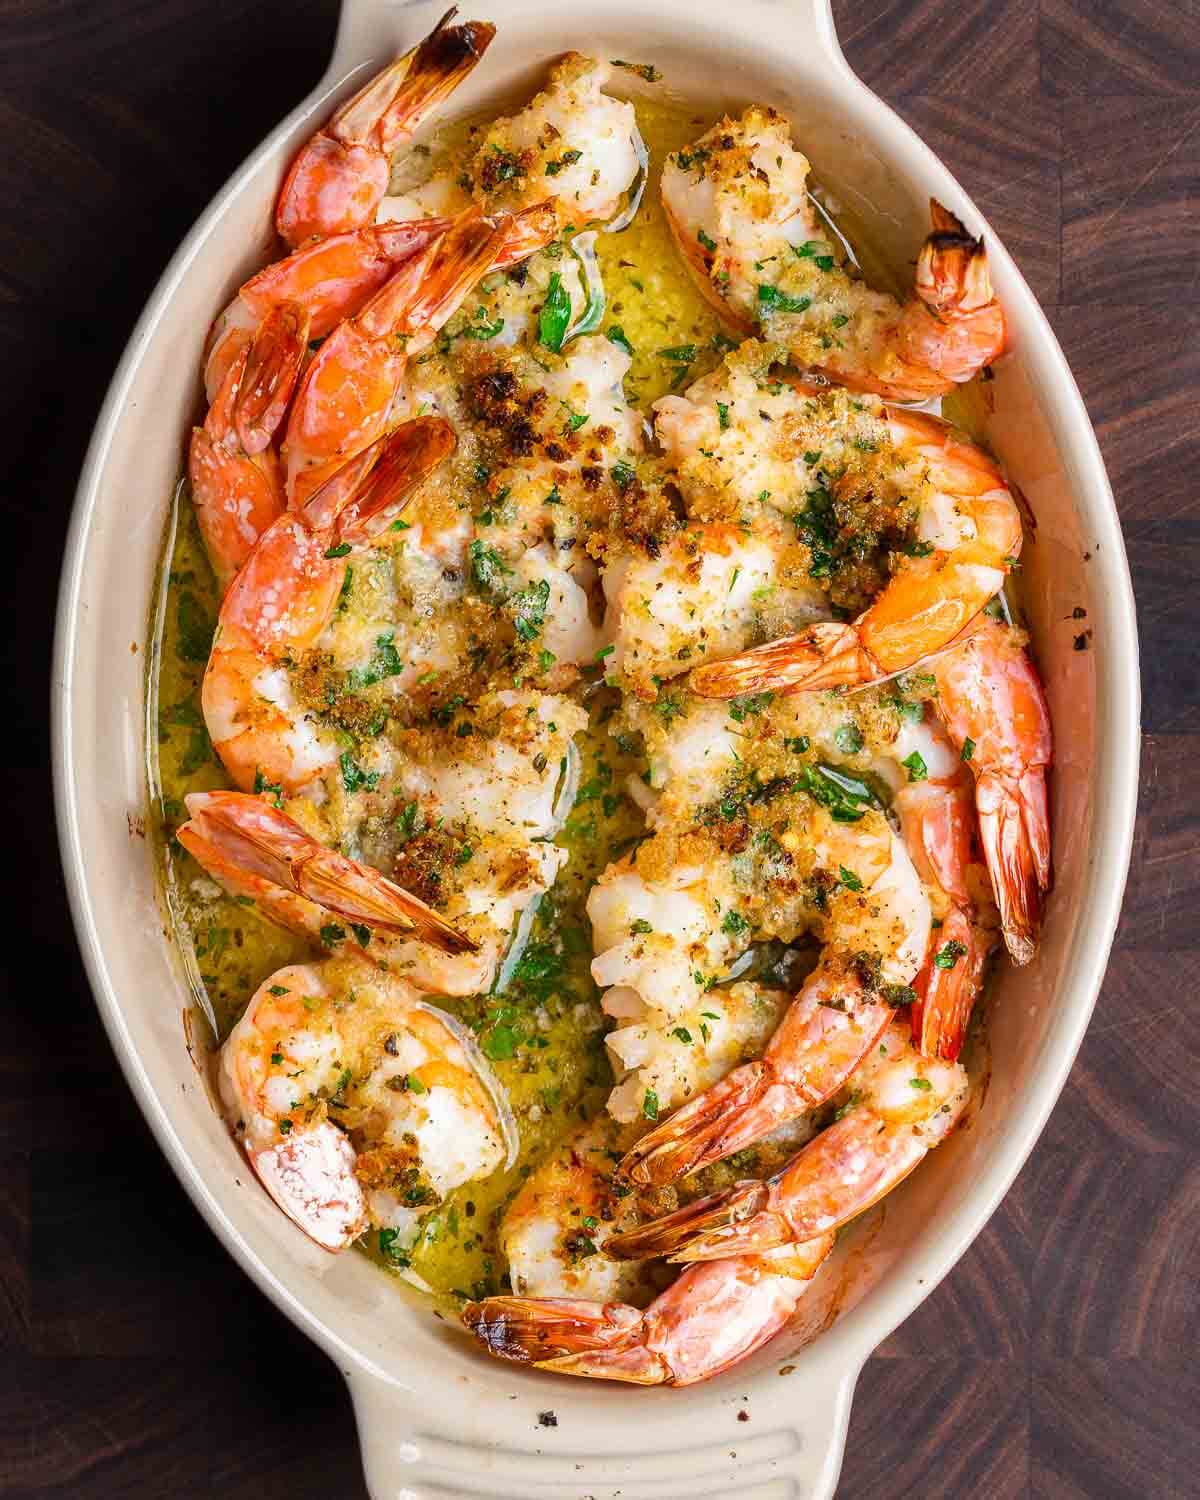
[150,90,996,1309]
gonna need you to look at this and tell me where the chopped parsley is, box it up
[538,271,572,352]
[900,750,928,783]
[757,284,812,316]
[933,940,967,970]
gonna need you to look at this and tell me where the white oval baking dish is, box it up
[53,1,1140,1494]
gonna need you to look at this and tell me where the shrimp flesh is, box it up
[607,1021,967,1264]
[602,517,830,701]
[222,955,514,1250]
[661,107,1005,401]
[276,9,495,247]
[500,1117,655,1303]
[465,54,640,224]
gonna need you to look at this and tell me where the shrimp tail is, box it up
[189,319,303,587]
[620,968,896,1186]
[615,1113,931,1266]
[235,302,310,455]
[690,622,874,699]
[910,907,988,1062]
[466,1250,833,1385]
[976,769,1047,965]
[605,1181,777,1262]
[897,200,1007,386]
[275,11,495,245]
[372,12,496,151]
[916,203,995,315]
[180,791,477,954]
[338,414,457,541]
[463,1298,665,1382]
[617,1063,772,1185]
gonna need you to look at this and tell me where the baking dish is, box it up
[53,0,1140,1494]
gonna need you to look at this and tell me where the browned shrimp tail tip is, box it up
[605,1180,770,1261]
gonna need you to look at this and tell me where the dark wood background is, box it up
[4,0,1196,1494]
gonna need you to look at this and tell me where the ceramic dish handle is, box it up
[325,0,850,82]
[349,1365,860,1500]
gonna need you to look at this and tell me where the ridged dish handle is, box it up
[324,0,850,83]
[348,1365,860,1500]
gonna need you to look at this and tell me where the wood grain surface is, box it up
[4,1,1196,1494]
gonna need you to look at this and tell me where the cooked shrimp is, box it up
[203,417,455,794]
[465,1239,833,1384]
[586,851,745,1034]
[887,711,996,1059]
[929,619,1051,964]
[222,955,514,1251]
[427,334,644,674]
[189,304,309,587]
[283,203,557,505]
[602,518,830,701]
[687,397,1023,695]
[617,809,929,1186]
[378,54,644,349]
[608,1020,967,1264]
[183,685,587,997]
[203,219,450,402]
[275,10,495,247]
[690,620,1050,965]
[178,790,474,955]
[465,54,640,224]
[661,107,1005,401]
[500,1117,654,1303]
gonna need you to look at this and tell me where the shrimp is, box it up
[887,711,996,1059]
[182,687,588,996]
[607,1020,967,1264]
[500,1117,655,1303]
[464,1240,833,1384]
[691,621,1050,966]
[929,619,1052,964]
[275,9,495,247]
[685,395,1023,695]
[616,811,929,1186]
[177,790,474,956]
[203,219,450,403]
[464,54,640,224]
[602,518,830,702]
[203,416,456,795]
[189,303,309,588]
[432,334,646,675]
[222,955,514,1251]
[377,54,644,348]
[283,203,557,505]
[661,107,1005,401]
